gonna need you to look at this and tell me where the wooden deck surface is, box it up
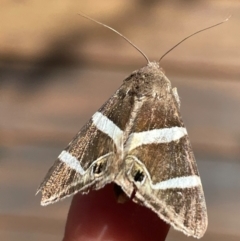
[0,1,240,240]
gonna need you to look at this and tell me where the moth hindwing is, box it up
[37,62,208,238]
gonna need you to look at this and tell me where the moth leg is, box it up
[113,184,130,203]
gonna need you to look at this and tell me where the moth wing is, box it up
[120,87,207,238]
[37,84,133,206]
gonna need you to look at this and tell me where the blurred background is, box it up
[0,0,240,240]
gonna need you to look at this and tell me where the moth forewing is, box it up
[115,66,207,238]
[38,62,207,238]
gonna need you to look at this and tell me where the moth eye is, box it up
[133,170,145,183]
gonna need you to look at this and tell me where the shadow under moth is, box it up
[36,14,230,239]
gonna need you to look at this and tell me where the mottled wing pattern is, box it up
[37,62,207,238]
[37,84,134,205]
[120,87,207,238]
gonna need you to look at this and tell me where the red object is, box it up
[63,183,170,241]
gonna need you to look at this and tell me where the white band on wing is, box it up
[125,127,187,152]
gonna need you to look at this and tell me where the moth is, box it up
[36,14,231,239]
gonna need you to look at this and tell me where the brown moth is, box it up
[36,14,230,239]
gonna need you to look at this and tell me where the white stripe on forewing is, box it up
[92,112,123,147]
[126,155,201,190]
[59,151,114,175]
[152,175,201,190]
[125,127,187,152]
[58,150,85,175]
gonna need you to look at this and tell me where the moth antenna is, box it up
[78,12,150,64]
[159,15,231,63]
